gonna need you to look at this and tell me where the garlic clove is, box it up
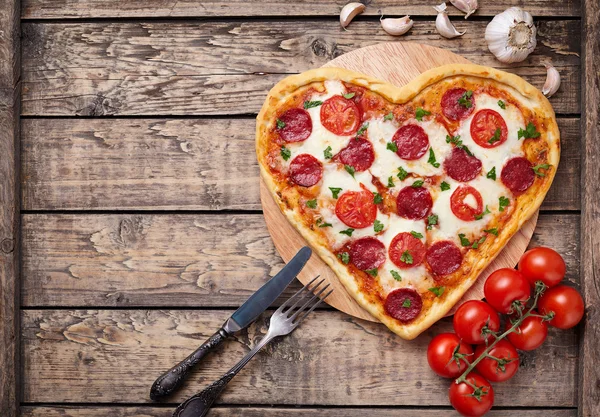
[381,15,414,36]
[485,7,537,63]
[434,3,466,39]
[450,0,478,19]
[340,2,366,29]
[542,63,561,98]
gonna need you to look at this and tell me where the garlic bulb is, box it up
[381,15,414,36]
[485,7,537,63]
[542,63,561,98]
[434,3,465,38]
[450,0,478,19]
[340,2,365,29]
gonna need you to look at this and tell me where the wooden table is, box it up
[1,1,598,416]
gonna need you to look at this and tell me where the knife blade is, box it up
[150,246,312,400]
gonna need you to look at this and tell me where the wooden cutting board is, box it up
[260,42,538,322]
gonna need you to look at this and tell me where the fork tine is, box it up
[294,289,333,325]
[289,283,330,322]
[284,278,325,314]
[276,275,320,313]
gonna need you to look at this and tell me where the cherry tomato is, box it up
[450,185,484,221]
[484,268,531,314]
[474,339,519,382]
[449,373,494,417]
[506,313,548,351]
[389,232,426,269]
[453,300,500,344]
[320,95,360,136]
[518,247,566,288]
[470,109,508,148]
[427,333,474,378]
[335,190,377,228]
[538,285,584,329]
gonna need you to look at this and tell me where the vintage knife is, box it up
[149,246,312,400]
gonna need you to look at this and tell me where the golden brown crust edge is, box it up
[256,64,560,340]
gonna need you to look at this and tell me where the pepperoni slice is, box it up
[288,154,323,187]
[337,137,375,172]
[501,157,535,195]
[427,241,463,276]
[392,124,430,160]
[441,88,475,121]
[396,186,433,220]
[384,288,423,323]
[389,232,426,269]
[349,237,386,271]
[277,108,312,142]
[450,185,484,221]
[470,109,508,149]
[320,96,361,136]
[335,190,378,228]
[444,147,482,182]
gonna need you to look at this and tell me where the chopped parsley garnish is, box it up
[344,164,355,178]
[474,205,491,220]
[343,92,355,99]
[499,196,510,212]
[338,252,350,264]
[486,166,497,181]
[329,187,342,199]
[276,118,286,129]
[429,286,445,297]
[446,134,473,156]
[518,122,541,140]
[498,100,506,109]
[484,228,499,236]
[306,199,317,209]
[410,231,424,239]
[374,219,384,233]
[400,250,414,264]
[397,166,409,181]
[427,214,438,230]
[471,236,487,249]
[533,163,551,177]
[374,193,383,204]
[316,218,333,228]
[412,179,424,188]
[387,176,395,188]
[427,148,440,168]
[458,90,474,108]
[458,233,471,247]
[415,107,431,122]
[280,146,291,161]
[384,112,394,121]
[440,181,451,191]
[303,100,323,109]
[356,122,369,137]
[488,128,502,145]
[323,146,333,159]
[340,228,355,236]
[365,268,378,277]
[390,270,402,281]
[387,141,398,152]
[402,299,412,308]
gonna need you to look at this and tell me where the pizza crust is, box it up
[256,64,560,340]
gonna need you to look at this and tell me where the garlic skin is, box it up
[485,7,537,63]
[381,15,414,36]
[340,2,365,29]
[434,3,466,39]
[542,63,561,98]
[450,0,478,19]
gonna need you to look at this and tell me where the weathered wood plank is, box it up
[21,308,578,406]
[19,406,578,417]
[20,0,582,19]
[579,1,600,416]
[21,20,581,116]
[21,118,580,211]
[0,0,20,416]
[21,213,580,308]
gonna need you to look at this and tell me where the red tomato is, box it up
[474,339,519,382]
[450,185,484,221]
[518,247,566,288]
[470,109,508,148]
[427,333,473,378]
[449,373,494,417]
[507,313,548,351]
[484,268,531,314]
[453,300,500,344]
[320,96,361,136]
[335,191,377,229]
[538,285,584,329]
[388,232,426,269]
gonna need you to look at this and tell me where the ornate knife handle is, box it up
[150,328,228,400]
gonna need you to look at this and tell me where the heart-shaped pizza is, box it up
[256,64,559,340]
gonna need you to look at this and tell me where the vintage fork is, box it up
[172,276,332,417]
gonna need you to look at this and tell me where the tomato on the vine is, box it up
[484,268,531,314]
[538,285,584,329]
[506,312,548,351]
[449,373,494,417]
[427,333,473,378]
[453,300,500,344]
[474,339,519,382]
[518,247,566,288]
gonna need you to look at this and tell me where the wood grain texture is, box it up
[21,213,580,308]
[19,406,578,417]
[579,0,600,416]
[20,118,580,211]
[20,0,582,19]
[21,20,581,116]
[0,0,20,416]
[21,309,578,406]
